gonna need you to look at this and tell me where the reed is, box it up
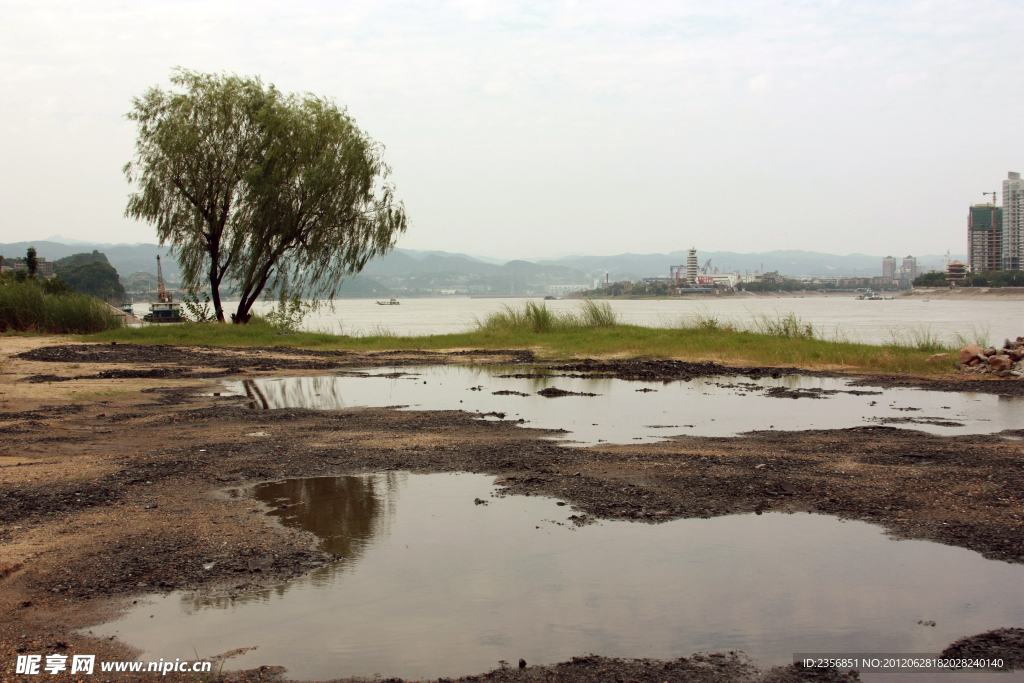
[0,282,123,334]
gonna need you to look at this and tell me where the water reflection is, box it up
[179,474,400,614]
[210,366,1024,443]
[254,474,401,557]
[95,474,1024,681]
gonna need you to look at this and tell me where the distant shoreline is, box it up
[900,287,1024,301]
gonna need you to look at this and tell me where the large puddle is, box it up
[92,473,1024,680]
[211,366,1024,445]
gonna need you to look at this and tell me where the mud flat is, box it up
[1,338,1023,682]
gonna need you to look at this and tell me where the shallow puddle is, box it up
[92,473,1024,680]
[211,366,1024,445]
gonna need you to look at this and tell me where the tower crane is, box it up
[983,191,998,205]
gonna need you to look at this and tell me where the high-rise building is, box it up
[968,203,1002,273]
[905,255,921,282]
[685,248,698,286]
[1003,172,1023,270]
[901,256,917,282]
[882,256,896,282]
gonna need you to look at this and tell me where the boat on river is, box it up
[376,298,400,305]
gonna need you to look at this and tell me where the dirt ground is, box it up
[1,337,1022,682]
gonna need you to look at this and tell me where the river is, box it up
[236,296,1023,347]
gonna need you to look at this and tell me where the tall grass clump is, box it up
[579,300,618,327]
[884,325,948,353]
[749,312,815,340]
[682,306,733,333]
[476,300,617,334]
[0,281,124,334]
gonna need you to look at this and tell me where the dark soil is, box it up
[536,387,599,397]
[2,341,1022,682]
[941,628,1024,670]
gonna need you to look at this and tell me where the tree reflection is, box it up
[181,474,401,612]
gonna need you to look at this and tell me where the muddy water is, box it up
[92,473,1024,680]
[211,366,1024,445]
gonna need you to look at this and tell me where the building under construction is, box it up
[969,203,1002,273]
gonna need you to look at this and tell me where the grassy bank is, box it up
[75,302,960,375]
[1,282,124,334]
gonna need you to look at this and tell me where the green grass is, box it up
[72,302,962,375]
[0,281,124,334]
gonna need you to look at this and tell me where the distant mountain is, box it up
[1,240,967,297]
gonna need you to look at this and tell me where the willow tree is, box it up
[227,94,406,323]
[124,70,406,324]
[123,69,277,322]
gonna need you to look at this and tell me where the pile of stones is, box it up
[958,338,1024,377]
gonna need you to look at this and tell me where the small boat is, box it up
[856,289,886,301]
[376,298,400,305]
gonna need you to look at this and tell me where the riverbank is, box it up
[901,287,1024,300]
[1,337,1022,681]
[78,321,972,375]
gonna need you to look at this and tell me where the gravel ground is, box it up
[1,340,1022,682]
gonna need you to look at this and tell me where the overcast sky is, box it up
[1,0,1021,260]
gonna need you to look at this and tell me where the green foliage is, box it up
[182,291,216,323]
[260,290,315,332]
[54,250,109,271]
[41,275,74,296]
[60,261,127,303]
[476,301,619,334]
[913,271,949,287]
[125,68,406,325]
[125,69,275,322]
[747,312,816,339]
[961,270,1024,287]
[0,281,124,333]
[26,247,38,277]
[87,317,958,375]
[737,280,806,292]
[579,300,618,327]
[227,90,406,323]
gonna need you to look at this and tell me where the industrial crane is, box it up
[983,191,998,205]
[699,259,712,274]
[142,255,182,323]
[156,255,172,303]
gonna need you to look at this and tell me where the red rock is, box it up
[927,353,950,363]
[1009,348,1024,361]
[959,345,984,363]
[988,355,1012,372]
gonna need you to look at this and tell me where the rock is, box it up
[959,345,985,364]
[519,659,526,669]
[247,556,274,572]
[927,353,951,363]
[984,347,998,357]
[1009,348,1024,361]
[989,355,1012,372]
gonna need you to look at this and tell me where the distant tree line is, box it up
[913,271,1024,288]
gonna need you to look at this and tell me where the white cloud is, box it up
[0,0,1021,258]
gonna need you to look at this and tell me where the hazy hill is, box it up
[2,238,968,296]
[0,241,179,280]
